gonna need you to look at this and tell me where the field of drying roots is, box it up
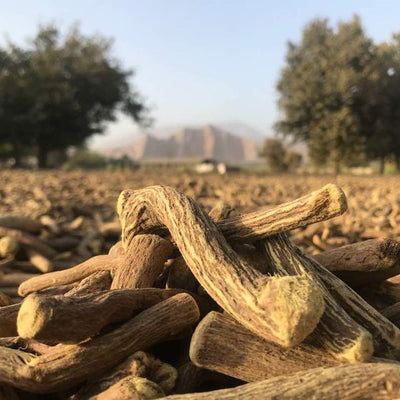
[1,169,399,256]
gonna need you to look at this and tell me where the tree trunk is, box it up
[379,156,385,175]
[334,160,341,175]
[13,152,21,168]
[395,155,400,174]
[11,141,22,168]
[37,144,48,168]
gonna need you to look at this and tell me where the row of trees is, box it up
[0,24,149,167]
[276,15,400,173]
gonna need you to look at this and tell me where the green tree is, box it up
[0,45,33,165]
[276,16,374,173]
[360,38,400,173]
[64,148,108,170]
[259,138,288,172]
[0,24,150,167]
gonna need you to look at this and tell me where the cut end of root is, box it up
[117,190,133,220]
[17,293,52,339]
[121,377,165,399]
[260,276,325,347]
[338,329,374,363]
[379,238,400,260]
[18,281,30,298]
[314,184,348,217]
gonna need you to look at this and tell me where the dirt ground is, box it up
[0,169,399,258]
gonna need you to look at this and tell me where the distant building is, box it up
[195,159,217,174]
[195,159,240,175]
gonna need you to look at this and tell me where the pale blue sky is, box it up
[1,0,399,148]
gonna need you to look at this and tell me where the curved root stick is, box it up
[118,186,325,346]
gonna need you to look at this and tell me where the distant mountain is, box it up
[103,124,260,163]
[215,122,266,142]
[145,122,266,142]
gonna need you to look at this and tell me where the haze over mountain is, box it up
[145,122,266,142]
[91,121,267,150]
[101,124,261,163]
[215,122,266,142]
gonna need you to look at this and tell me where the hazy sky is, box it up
[1,0,400,148]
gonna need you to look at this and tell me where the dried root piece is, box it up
[118,186,325,347]
[307,253,400,357]
[98,220,122,238]
[0,216,42,233]
[173,362,240,395]
[0,304,20,336]
[0,293,199,393]
[378,281,400,303]
[0,227,57,259]
[109,241,124,256]
[265,233,400,358]
[262,233,373,362]
[173,362,205,395]
[65,270,112,296]
[208,202,237,222]
[17,288,187,342]
[216,183,347,243]
[166,257,198,293]
[167,202,236,293]
[0,287,19,298]
[18,254,122,296]
[1,271,104,338]
[0,237,19,258]
[190,311,341,382]
[0,292,13,307]
[45,235,80,252]
[0,257,14,269]
[74,351,177,399]
[314,238,400,286]
[25,248,53,273]
[0,336,52,356]
[0,273,40,288]
[118,184,346,243]
[91,376,165,400]
[382,302,400,327]
[111,234,173,289]
[39,215,60,235]
[165,363,400,400]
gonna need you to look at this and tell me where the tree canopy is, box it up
[276,15,400,173]
[259,138,288,172]
[259,138,303,173]
[0,24,150,167]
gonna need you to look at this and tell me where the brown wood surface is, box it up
[0,293,199,393]
[190,311,341,382]
[18,254,122,296]
[314,238,400,286]
[264,233,400,358]
[65,270,112,296]
[262,233,373,362]
[216,183,347,242]
[17,288,189,342]
[118,185,325,347]
[111,234,173,289]
[0,226,57,259]
[165,363,400,400]
[73,351,177,399]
